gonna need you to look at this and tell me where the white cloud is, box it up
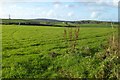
[91,11,101,19]
[88,6,105,12]
[46,9,57,18]
[46,10,54,17]
[1,0,119,8]
[53,1,61,8]
[0,0,119,3]
[54,4,60,8]
[65,4,69,8]
[95,0,119,7]
[68,12,74,17]
[65,4,75,8]
[76,0,119,7]
[10,4,17,8]
[0,0,77,3]
[96,0,119,7]
[112,0,119,7]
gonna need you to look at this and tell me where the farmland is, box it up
[2,24,118,78]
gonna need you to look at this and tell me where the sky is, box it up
[0,0,119,21]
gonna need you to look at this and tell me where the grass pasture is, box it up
[2,25,118,78]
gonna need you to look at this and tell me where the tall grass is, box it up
[95,23,119,79]
[63,24,119,79]
[63,27,80,54]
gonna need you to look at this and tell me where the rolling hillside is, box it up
[1,19,118,27]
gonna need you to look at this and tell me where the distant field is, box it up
[2,19,118,27]
[2,25,118,78]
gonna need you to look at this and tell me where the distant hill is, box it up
[1,18,118,27]
[33,18,64,22]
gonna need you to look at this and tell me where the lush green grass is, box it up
[2,25,118,78]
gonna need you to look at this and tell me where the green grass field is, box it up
[2,25,118,78]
